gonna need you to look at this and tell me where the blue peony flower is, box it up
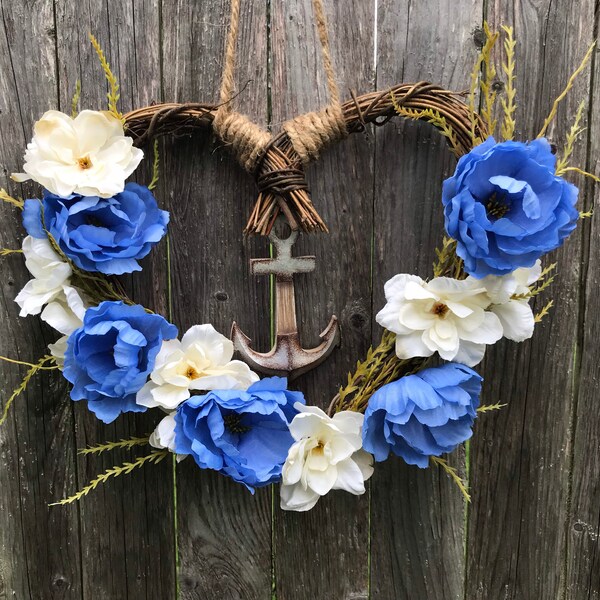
[362,363,482,467]
[173,377,305,491]
[63,301,177,423]
[443,136,579,278]
[22,183,169,275]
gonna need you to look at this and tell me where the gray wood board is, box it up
[269,1,374,598]
[0,1,599,599]
[370,2,483,598]
[465,2,597,599]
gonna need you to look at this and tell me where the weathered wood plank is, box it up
[466,3,596,598]
[370,3,483,598]
[0,2,83,599]
[53,2,177,599]
[565,17,600,600]
[161,1,273,598]
[269,1,374,598]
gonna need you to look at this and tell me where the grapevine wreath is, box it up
[0,3,597,511]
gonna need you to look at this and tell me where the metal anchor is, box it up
[231,226,340,380]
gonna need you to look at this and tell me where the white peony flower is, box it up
[475,261,542,342]
[15,236,87,336]
[15,236,72,316]
[48,335,69,368]
[136,324,259,411]
[12,110,143,198]
[280,404,374,512]
[376,274,503,367]
[149,413,187,462]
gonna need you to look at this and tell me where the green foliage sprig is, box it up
[538,42,595,139]
[0,248,23,256]
[391,98,461,157]
[432,237,464,279]
[0,355,57,426]
[556,100,586,174]
[477,403,507,413]
[71,79,81,118]
[89,33,123,123]
[51,450,169,506]
[148,139,160,191]
[0,188,23,209]
[479,23,500,137]
[499,25,517,140]
[431,456,470,502]
[79,436,151,456]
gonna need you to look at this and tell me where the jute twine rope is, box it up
[213,0,347,172]
[123,4,487,235]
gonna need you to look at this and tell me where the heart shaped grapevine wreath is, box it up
[0,23,596,512]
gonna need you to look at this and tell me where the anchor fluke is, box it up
[231,316,340,380]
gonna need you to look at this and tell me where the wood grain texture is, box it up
[52,3,177,599]
[369,2,483,598]
[161,1,273,598]
[1,1,599,599]
[269,1,374,598]
[565,11,600,599]
[466,2,597,599]
[0,1,83,598]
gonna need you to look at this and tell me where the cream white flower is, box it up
[475,261,542,342]
[15,236,87,335]
[48,335,69,368]
[149,413,187,462]
[12,110,143,198]
[280,404,374,512]
[136,324,259,411]
[376,274,503,367]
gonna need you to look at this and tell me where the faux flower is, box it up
[12,110,143,198]
[136,324,258,411]
[280,404,374,512]
[443,136,579,278]
[149,413,178,453]
[363,363,482,467]
[173,377,304,491]
[22,183,169,275]
[48,336,69,368]
[63,301,178,423]
[15,235,87,334]
[474,260,542,342]
[376,274,503,367]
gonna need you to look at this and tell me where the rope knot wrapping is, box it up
[213,110,271,173]
[282,103,348,163]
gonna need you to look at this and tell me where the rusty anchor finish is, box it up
[231,226,340,379]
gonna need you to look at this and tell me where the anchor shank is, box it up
[275,276,297,335]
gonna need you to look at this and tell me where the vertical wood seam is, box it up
[52,3,86,598]
[563,5,600,598]
[462,6,488,595]
[368,1,378,596]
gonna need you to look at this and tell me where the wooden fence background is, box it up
[0,1,598,598]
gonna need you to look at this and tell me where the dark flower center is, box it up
[485,192,510,220]
[85,215,105,227]
[431,302,449,318]
[223,413,251,434]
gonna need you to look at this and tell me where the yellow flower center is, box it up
[185,366,200,380]
[77,156,93,170]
